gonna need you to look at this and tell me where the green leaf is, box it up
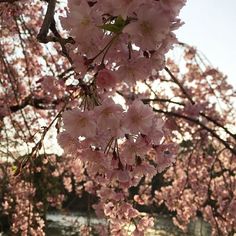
[99,24,122,33]
[115,16,126,28]
[99,16,126,33]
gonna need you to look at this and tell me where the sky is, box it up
[176,0,236,88]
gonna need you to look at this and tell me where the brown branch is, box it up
[200,112,236,140]
[37,0,56,42]
[142,98,184,106]
[0,0,18,3]
[37,0,75,63]
[164,66,194,104]
[116,89,236,154]
[8,96,66,113]
[165,66,236,141]
[0,94,67,121]
[153,108,236,155]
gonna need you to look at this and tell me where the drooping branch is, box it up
[116,89,236,155]
[153,108,236,155]
[200,112,236,140]
[164,66,236,142]
[164,66,194,104]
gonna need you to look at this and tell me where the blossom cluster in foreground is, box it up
[57,0,185,234]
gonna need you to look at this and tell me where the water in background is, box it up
[46,213,212,236]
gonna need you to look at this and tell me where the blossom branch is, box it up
[5,96,66,115]
[0,46,33,138]
[142,98,184,106]
[164,66,236,141]
[153,108,236,155]
[164,66,194,104]
[116,89,235,154]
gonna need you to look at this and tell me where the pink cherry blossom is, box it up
[94,98,124,137]
[145,116,165,145]
[120,137,148,165]
[123,100,154,135]
[160,0,186,16]
[96,69,118,90]
[155,143,178,173]
[123,3,170,50]
[116,57,152,85]
[57,131,80,154]
[70,51,88,76]
[62,109,96,138]
[61,0,103,56]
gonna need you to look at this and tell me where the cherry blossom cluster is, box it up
[131,48,236,236]
[2,172,45,236]
[0,154,81,235]
[58,0,186,233]
[61,0,186,84]
[154,151,236,236]
[59,0,185,188]
[58,98,178,234]
[58,98,177,186]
